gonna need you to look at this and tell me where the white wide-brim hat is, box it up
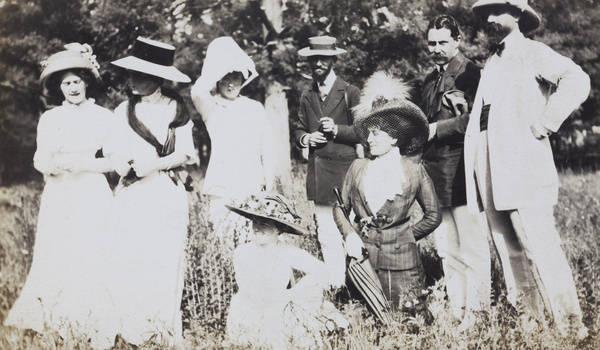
[298,36,347,57]
[201,36,259,89]
[111,37,191,83]
[472,0,541,32]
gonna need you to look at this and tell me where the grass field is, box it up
[0,167,598,349]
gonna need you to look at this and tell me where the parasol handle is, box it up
[333,187,349,221]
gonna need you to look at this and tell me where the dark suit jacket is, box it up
[420,52,481,208]
[293,76,361,204]
[333,155,441,270]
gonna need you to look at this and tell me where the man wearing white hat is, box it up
[293,36,361,289]
[464,0,590,338]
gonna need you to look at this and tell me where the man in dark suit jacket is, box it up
[294,36,361,288]
[420,15,490,330]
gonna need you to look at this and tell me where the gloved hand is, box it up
[442,90,467,116]
[345,232,365,259]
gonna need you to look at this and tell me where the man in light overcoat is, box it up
[465,0,590,338]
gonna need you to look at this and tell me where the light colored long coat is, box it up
[464,32,590,212]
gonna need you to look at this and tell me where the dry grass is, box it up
[1,166,599,349]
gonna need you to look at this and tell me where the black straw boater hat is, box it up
[225,193,309,235]
[111,37,191,83]
[298,36,347,57]
[353,71,429,156]
[472,0,540,32]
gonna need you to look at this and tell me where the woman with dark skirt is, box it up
[333,71,441,323]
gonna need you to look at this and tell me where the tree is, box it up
[1,0,599,185]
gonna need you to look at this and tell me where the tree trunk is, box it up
[260,0,294,195]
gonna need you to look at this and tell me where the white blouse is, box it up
[191,86,276,198]
[34,99,113,176]
[106,88,198,173]
[363,148,406,213]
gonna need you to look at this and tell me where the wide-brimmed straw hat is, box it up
[111,37,191,83]
[353,71,429,156]
[472,0,540,32]
[226,193,309,235]
[39,43,101,95]
[298,36,347,57]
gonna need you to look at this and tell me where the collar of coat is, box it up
[305,76,349,117]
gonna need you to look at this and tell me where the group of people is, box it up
[3,0,591,348]
[295,0,590,341]
[4,38,198,348]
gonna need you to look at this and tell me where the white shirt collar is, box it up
[62,98,94,109]
[318,70,337,96]
[141,86,163,103]
[500,31,524,51]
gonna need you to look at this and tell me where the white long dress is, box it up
[227,240,348,349]
[191,86,277,247]
[3,100,117,349]
[106,89,197,346]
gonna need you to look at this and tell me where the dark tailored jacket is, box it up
[333,156,441,271]
[293,76,361,204]
[420,52,481,208]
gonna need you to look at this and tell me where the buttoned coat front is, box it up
[464,33,590,212]
[333,156,441,270]
[293,77,361,204]
[421,52,481,208]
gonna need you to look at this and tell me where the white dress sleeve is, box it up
[33,111,58,175]
[175,120,199,165]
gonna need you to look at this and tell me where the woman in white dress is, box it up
[191,37,277,248]
[225,193,348,349]
[3,44,117,349]
[107,37,197,346]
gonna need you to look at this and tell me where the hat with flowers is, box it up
[226,192,308,235]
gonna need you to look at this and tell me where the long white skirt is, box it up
[109,172,189,346]
[4,172,117,349]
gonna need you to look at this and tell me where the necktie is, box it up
[434,66,445,90]
[428,66,444,112]
[319,83,327,101]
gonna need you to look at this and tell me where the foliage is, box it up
[1,0,600,183]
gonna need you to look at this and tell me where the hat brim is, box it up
[225,205,308,235]
[297,47,347,57]
[356,101,429,156]
[40,58,100,92]
[111,56,191,83]
[472,0,541,32]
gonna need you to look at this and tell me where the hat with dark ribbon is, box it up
[298,36,347,57]
[472,0,541,32]
[226,193,309,235]
[111,37,191,83]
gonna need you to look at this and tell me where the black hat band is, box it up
[310,43,337,51]
[132,40,174,66]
